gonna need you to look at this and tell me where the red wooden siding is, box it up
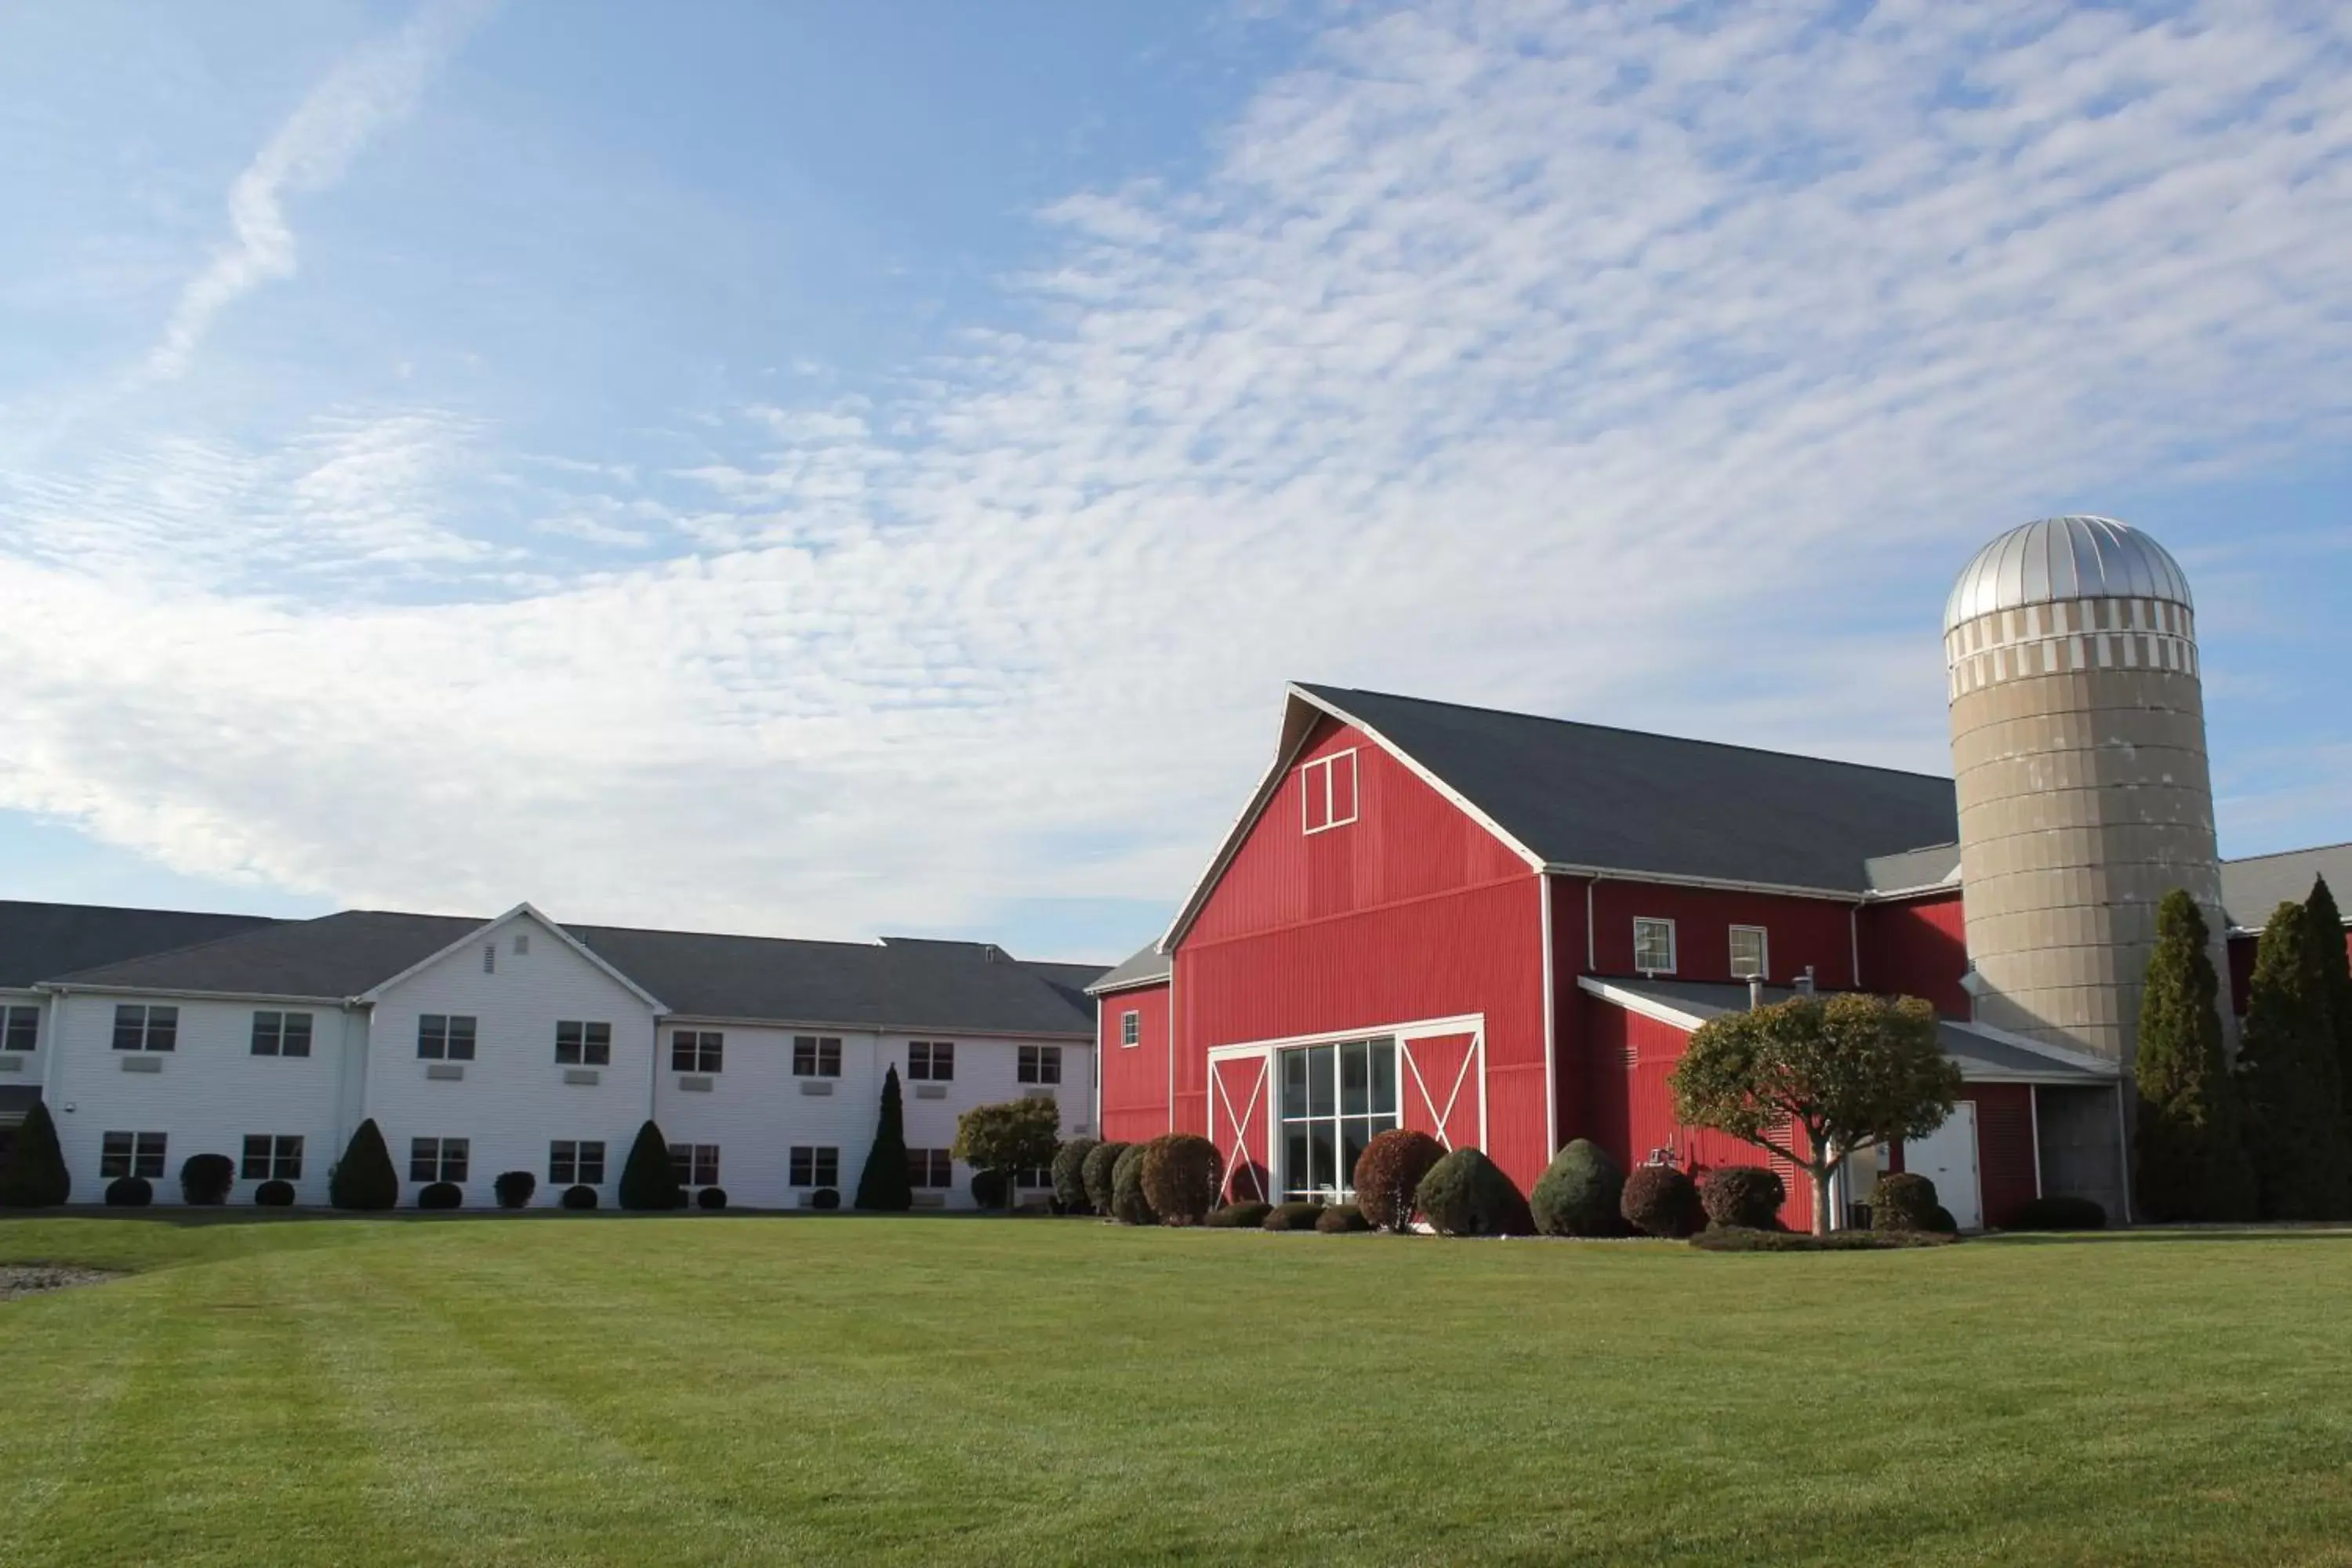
[1098,981,1171,1145]
[1399,1033,1481,1150]
[1209,1053,1272,1201]
[1857,891,1969,1017]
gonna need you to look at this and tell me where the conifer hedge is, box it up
[0,1098,69,1207]
[2308,877,2352,1138]
[619,1120,683,1211]
[2134,889,2256,1221]
[855,1066,915,1212]
[2239,901,2352,1219]
[328,1118,399,1211]
[1081,1141,1129,1215]
[1051,1136,1101,1215]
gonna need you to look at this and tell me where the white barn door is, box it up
[1904,1101,1983,1231]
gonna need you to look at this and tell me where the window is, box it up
[250,1011,314,1058]
[1018,1044,1062,1085]
[1120,1011,1140,1049]
[556,1022,612,1066]
[482,942,497,974]
[409,1138,470,1183]
[417,1014,477,1061]
[1014,1167,1054,1189]
[111,1004,178,1052]
[669,1143,720,1188]
[1729,925,1769,981]
[907,1040,954,1081]
[1633,918,1677,975]
[514,933,530,956]
[1300,749,1359,834]
[671,1029,724,1073]
[241,1134,303,1181]
[549,1139,606,1185]
[789,1145,839,1187]
[100,1131,167,1180]
[792,1036,841,1077]
[2,1005,37,1052]
[1278,1037,1398,1201]
[906,1148,954,1188]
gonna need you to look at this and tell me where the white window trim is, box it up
[1729,924,1769,981]
[1633,916,1678,976]
[1299,749,1360,836]
[1120,1009,1141,1048]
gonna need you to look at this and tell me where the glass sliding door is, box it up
[1277,1036,1399,1201]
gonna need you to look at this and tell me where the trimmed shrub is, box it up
[855,1065,915,1212]
[696,1186,728,1211]
[1207,1200,1274,1229]
[1690,1225,1958,1253]
[1140,1133,1222,1225]
[179,1152,234,1207]
[103,1174,154,1208]
[560,1184,599,1210]
[1621,1164,1704,1238]
[1261,1200,1325,1231]
[1927,1204,1959,1235]
[1052,1137,1101,1215]
[2136,889,2256,1221]
[1315,1203,1370,1233]
[1870,1172,1940,1232]
[1700,1165,1787,1231]
[254,1179,296,1207]
[1531,1138,1624,1238]
[493,1171,537,1210]
[0,1099,69,1207]
[953,1098,1061,1206]
[1352,1129,1446,1232]
[619,1120,682,1211]
[971,1168,1009,1208]
[417,1181,462,1210]
[1081,1140,1128,1216]
[328,1118,399,1211]
[2005,1194,2108,1232]
[811,1187,841,1211]
[1416,1148,1535,1237]
[1109,1144,1157,1226]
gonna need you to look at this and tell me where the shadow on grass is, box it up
[5,1205,1091,1228]
[1983,1224,2352,1247]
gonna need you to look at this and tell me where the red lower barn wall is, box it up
[1857,891,1969,1018]
[1097,982,1171,1145]
[1965,1083,2038,1229]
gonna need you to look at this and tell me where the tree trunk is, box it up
[1810,1161,1836,1235]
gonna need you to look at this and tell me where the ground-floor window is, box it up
[100,1131,168,1180]
[789,1146,839,1187]
[550,1140,606,1185]
[1018,1044,1062,1084]
[907,1149,954,1188]
[1278,1038,1398,1201]
[241,1134,303,1181]
[1013,1167,1053,1189]
[670,1143,720,1188]
[410,1138,469,1183]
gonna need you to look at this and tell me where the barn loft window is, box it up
[1633,918,1677,975]
[1120,1010,1141,1048]
[1729,926,1769,980]
[1301,750,1359,834]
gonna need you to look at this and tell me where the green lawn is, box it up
[2,1216,2348,1566]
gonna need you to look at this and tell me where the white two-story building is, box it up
[2,899,1102,1210]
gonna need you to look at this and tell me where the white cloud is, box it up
[5,0,2352,948]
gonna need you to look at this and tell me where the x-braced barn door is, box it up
[1209,1051,1272,1202]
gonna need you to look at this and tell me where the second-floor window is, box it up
[550,1140,606,1185]
[1730,925,1769,981]
[556,1022,612,1066]
[112,1004,177,1052]
[1301,750,1359,834]
[789,1145,839,1187]
[417,1014,477,1061]
[1633,918,1677,975]
[670,1143,720,1188]
[241,1134,303,1181]
[906,1149,954,1188]
[410,1138,469,1183]
[1120,1010,1140,1048]
[908,1040,953,1081]
[793,1036,841,1077]
[1018,1044,1062,1085]
[250,1011,313,1058]
[3,1005,38,1051]
[671,1030,723,1073]
[100,1131,167,1179]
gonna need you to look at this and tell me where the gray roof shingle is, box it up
[2221,844,2352,931]
[0,900,285,990]
[1087,942,1171,994]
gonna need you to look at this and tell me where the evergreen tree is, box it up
[328,1117,400,1210]
[618,1120,683,1210]
[2238,901,2352,1219]
[0,1098,70,1207]
[855,1065,914,1211]
[2133,891,2255,1221]
[2307,876,2352,1127]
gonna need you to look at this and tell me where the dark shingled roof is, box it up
[2221,844,2352,931]
[1087,942,1171,994]
[45,910,477,999]
[1300,685,1960,894]
[0,900,284,990]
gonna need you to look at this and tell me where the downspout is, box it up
[1540,873,1557,1157]
[1586,874,1602,972]
[2111,1082,2134,1226]
[1167,956,1178,1137]
[1849,902,1864,989]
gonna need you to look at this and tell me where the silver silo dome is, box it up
[1944,515,2194,635]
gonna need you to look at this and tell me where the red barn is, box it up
[1093,684,2130,1230]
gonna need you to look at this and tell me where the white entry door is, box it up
[1904,1100,1982,1230]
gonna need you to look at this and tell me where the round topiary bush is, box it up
[1052,1137,1101,1215]
[1415,1148,1534,1237]
[1621,1164,1704,1238]
[970,1168,1009,1208]
[1315,1203,1371,1233]
[1927,1204,1959,1235]
[418,1181,462,1210]
[103,1175,153,1208]
[2005,1193,2107,1232]
[697,1186,728,1210]
[1352,1129,1446,1232]
[1207,1200,1274,1229]
[1109,1143,1157,1226]
[1081,1140,1129,1217]
[1261,1200,1324,1231]
[178,1152,234,1207]
[493,1171,536,1210]
[811,1187,841,1211]
[254,1179,296,1207]
[560,1184,599,1210]
[1700,1165,1787,1231]
[1139,1133,1222,1226]
[1530,1138,1624,1237]
[1870,1172,1940,1233]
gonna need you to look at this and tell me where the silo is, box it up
[1944,516,2225,1070]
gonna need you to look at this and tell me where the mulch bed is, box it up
[0,1265,120,1300]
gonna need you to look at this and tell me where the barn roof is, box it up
[1086,943,1171,995]
[0,899,284,990]
[2220,843,2352,932]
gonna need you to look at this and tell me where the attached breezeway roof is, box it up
[1085,943,1171,995]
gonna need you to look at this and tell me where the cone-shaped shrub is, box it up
[1352,1129,1445,1232]
[1530,1138,1624,1237]
[328,1118,399,1211]
[1869,1171,1940,1232]
[255,1179,296,1207]
[1700,1165,1787,1230]
[1139,1133,1221,1225]
[418,1181,462,1210]
[1261,1200,1323,1231]
[560,1184,599,1210]
[1621,1164,1704,1238]
[1314,1203,1370,1233]
[618,1120,682,1211]
[1052,1136,1101,1215]
[1081,1141,1128,1215]
[493,1171,536,1210]
[1415,1147,1534,1236]
[855,1066,915,1211]
[2135,889,2256,1221]
[1109,1142,1157,1225]
[0,1098,70,1207]
[104,1174,153,1208]
[2239,901,2352,1219]
[1207,1200,1273,1228]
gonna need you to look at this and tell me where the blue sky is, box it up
[2,0,2347,962]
